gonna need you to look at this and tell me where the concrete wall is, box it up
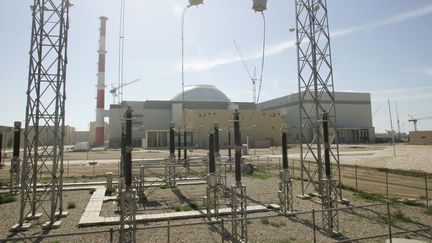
[409,131,432,145]
[258,92,375,143]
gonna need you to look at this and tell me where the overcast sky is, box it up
[0,0,431,133]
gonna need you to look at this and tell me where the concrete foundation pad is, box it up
[386,239,427,243]
[56,211,69,218]
[42,220,61,229]
[10,223,31,232]
[338,198,350,205]
[79,204,280,227]
[25,213,42,220]
[296,194,311,199]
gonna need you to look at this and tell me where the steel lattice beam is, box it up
[295,0,341,233]
[15,0,70,229]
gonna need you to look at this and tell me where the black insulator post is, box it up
[234,110,242,183]
[183,130,187,161]
[208,132,215,173]
[169,122,175,156]
[228,130,231,159]
[213,122,220,155]
[177,130,181,160]
[13,122,21,160]
[120,129,125,177]
[323,112,331,178]
[282,128,288,170]
[124,107,133,188]
[0,132,3,165]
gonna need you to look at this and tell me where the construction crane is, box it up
[408,115,432,131]
[110,78,141,104]
[233,40,257,103]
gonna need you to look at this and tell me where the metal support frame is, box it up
[119,107,136,243]
[295,0,342,201]
[206,173,219,220]
[206,132,219,220]
[321,112,339,232]
[231,184,247,242]
[230,110,247,242]
[119,186,137,243]
[279,172,293,214]
[137,165,146,203]
[279,126,294,213]
[14,0,71,230]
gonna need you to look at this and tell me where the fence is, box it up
[248,155,431,205]
[1,203,431,242]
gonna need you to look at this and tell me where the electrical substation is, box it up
[1,0,432,242]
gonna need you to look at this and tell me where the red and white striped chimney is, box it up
[95,16,107,147]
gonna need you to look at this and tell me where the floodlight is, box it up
[312,3,320,12]
[252,0,267,12]
[189,0,203,6]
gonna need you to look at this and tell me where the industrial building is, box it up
[107,84,375,148]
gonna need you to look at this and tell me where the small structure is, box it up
[409,131,432,145]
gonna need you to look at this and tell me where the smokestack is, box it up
[95,16,108,147]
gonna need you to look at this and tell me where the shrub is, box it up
[67,202,76,209]
[260,218,269,225]
[0,195,17,204]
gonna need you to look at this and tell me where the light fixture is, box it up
[312,3,320,12]
[252,0,267,12]
[189,0,204,6]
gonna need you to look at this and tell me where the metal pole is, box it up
[110,227,113,243]
[228,130,232,160]
[385,169,389,200]
[184,130,187,161]
[167,218,171,243]
[221,219,225,243]
[312,209,316,243]
[177,130,181,161]
[0,132,3,166]
[387,202,392,243]
[387,99,396,157]
[355,164,358,191]
[425,173,429,207]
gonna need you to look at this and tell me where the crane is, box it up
[408,115,432,131]
[110,78,141,104]
[233,40,257,103]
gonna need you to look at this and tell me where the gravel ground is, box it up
[1,172,431,242]
[1,144,431,242]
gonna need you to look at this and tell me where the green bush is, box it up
[353,191,385,202]
[67,202,76,209]
[260,218,269,225]
[424,206,432,215]
[0,195,17,204]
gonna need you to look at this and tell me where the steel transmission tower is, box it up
[295,0,341,233]
[14,0,71,230]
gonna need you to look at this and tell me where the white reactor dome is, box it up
[171,84,230,102]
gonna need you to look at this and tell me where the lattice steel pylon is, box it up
[295,0,341,233]
[13,0,71,230]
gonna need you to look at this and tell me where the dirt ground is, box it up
[0,144,431,242]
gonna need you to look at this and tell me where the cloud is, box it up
[423,68,432,77]
[371,86,432,102]
[181,3,432,72]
